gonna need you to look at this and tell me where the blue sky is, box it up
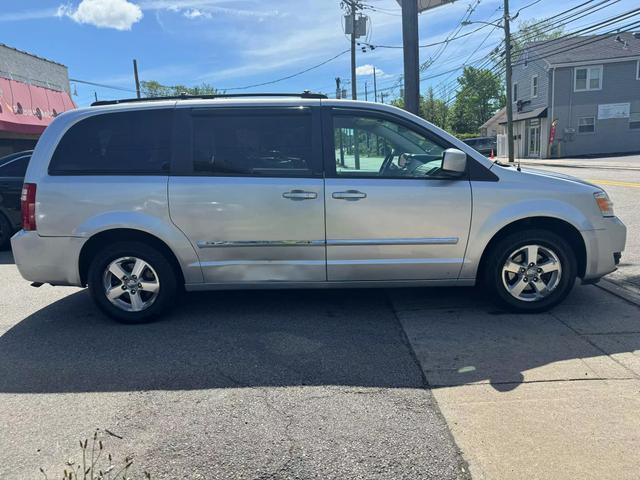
[0,0,636,106]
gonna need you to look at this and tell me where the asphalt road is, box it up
[0,251,469,480]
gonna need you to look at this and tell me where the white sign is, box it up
[395,0,457,13]
[598,103,630,120]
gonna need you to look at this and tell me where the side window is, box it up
[0,156,29,177]
[49,109,172,174]
[192,110,314,176]
[333,114,447,178]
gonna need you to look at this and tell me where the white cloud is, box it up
[61,0,143,30]
[183,8,211,19]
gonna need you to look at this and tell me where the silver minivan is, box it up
[11,93,627,323]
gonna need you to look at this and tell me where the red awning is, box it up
[0,77,75,135]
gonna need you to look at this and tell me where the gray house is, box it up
[497,32,640,158]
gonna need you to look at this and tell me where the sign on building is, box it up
[597,103,630,120]
[395,0,456,12]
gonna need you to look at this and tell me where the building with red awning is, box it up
[0,43,75,157]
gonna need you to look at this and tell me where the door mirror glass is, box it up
[441,148,467,175]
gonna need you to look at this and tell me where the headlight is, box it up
[594,191,614,217]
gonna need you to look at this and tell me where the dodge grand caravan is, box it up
[11,92,626,323]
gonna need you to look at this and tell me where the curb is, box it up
[595,279,640,308]
[517,161,640,171]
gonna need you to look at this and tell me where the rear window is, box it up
[49,109,172,175]
[192,110,313,176]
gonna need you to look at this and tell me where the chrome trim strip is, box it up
[327,237,459,246]
[197,240,325,248]
[197,237,458,248]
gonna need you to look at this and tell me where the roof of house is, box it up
[481,107,506,129]
[525,32,640,65]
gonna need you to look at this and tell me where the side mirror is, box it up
[441,148,467,175]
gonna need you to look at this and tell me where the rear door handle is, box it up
[282,189,318,201]
[332,190,367,201]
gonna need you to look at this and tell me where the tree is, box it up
[140,80,220,97]
[450,67,503,135]
[421,87,449,130]
[390,88,450,130]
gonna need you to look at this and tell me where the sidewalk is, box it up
[391,285,640,480]
[502,154,640,171]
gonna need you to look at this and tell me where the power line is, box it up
[222,49,351,91]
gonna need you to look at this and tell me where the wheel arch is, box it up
[79,228,186,287]
[475,216,587,283]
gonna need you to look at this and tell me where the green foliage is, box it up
[390,88,449,130]
[450,67,503,135]
[512,18,565,58]
[140,80,220,97]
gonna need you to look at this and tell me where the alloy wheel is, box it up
[501,244,562,302]
[102,256,160,312]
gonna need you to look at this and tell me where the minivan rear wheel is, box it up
[88,241,177,323]
[484,229,577,312]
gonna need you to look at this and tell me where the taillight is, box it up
[21,183,37,231]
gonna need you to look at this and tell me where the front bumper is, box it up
[10,230,85,286]
[581,216,627,281]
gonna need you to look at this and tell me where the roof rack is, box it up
[91,91,328,107]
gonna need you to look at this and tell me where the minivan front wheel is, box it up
[88,241,177,323]
[485,229,577,312]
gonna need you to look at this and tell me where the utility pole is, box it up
[380,92,386,104]
[133,59,141,99]
[503,0,515,163]
[94,91,98,103]
[365,81,368,101]
[373,67,378,102]
[335,77,342,99]
[349,1,357,100]
[401,0,420,114]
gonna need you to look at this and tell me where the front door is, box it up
[169,106,326,284]
[528,119,541,157]
[323,109,472,281]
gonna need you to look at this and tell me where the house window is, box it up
[574,66,602,91]
[578,117,595,134]
[531,75,538,98]
[513,82,518,101]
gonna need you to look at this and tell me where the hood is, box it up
[494,164,602,191]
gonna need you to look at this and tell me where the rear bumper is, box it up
[581,216,627,281]
[10,230,85,286]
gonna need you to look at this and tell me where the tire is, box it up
[87,241,178,323]
[483,229,577,313]
[0,213,12,250]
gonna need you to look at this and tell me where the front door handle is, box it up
[332,190,367,201]
[282,190,318,201]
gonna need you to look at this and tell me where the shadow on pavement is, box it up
[1,285,638,394]
[391,285,640,392]
[0,249,14,264]
[0,288,424,393]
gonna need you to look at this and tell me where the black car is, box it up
[0,150,32,248]
[463,136,497,156]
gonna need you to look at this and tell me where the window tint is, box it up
[333,114,447,178]
[49,109,172,174]
[192,111,313,176]
[0,156,29,177]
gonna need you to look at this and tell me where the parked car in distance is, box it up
[0,150,32,248]
[463,136,497,156]
[11,93,626,323]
